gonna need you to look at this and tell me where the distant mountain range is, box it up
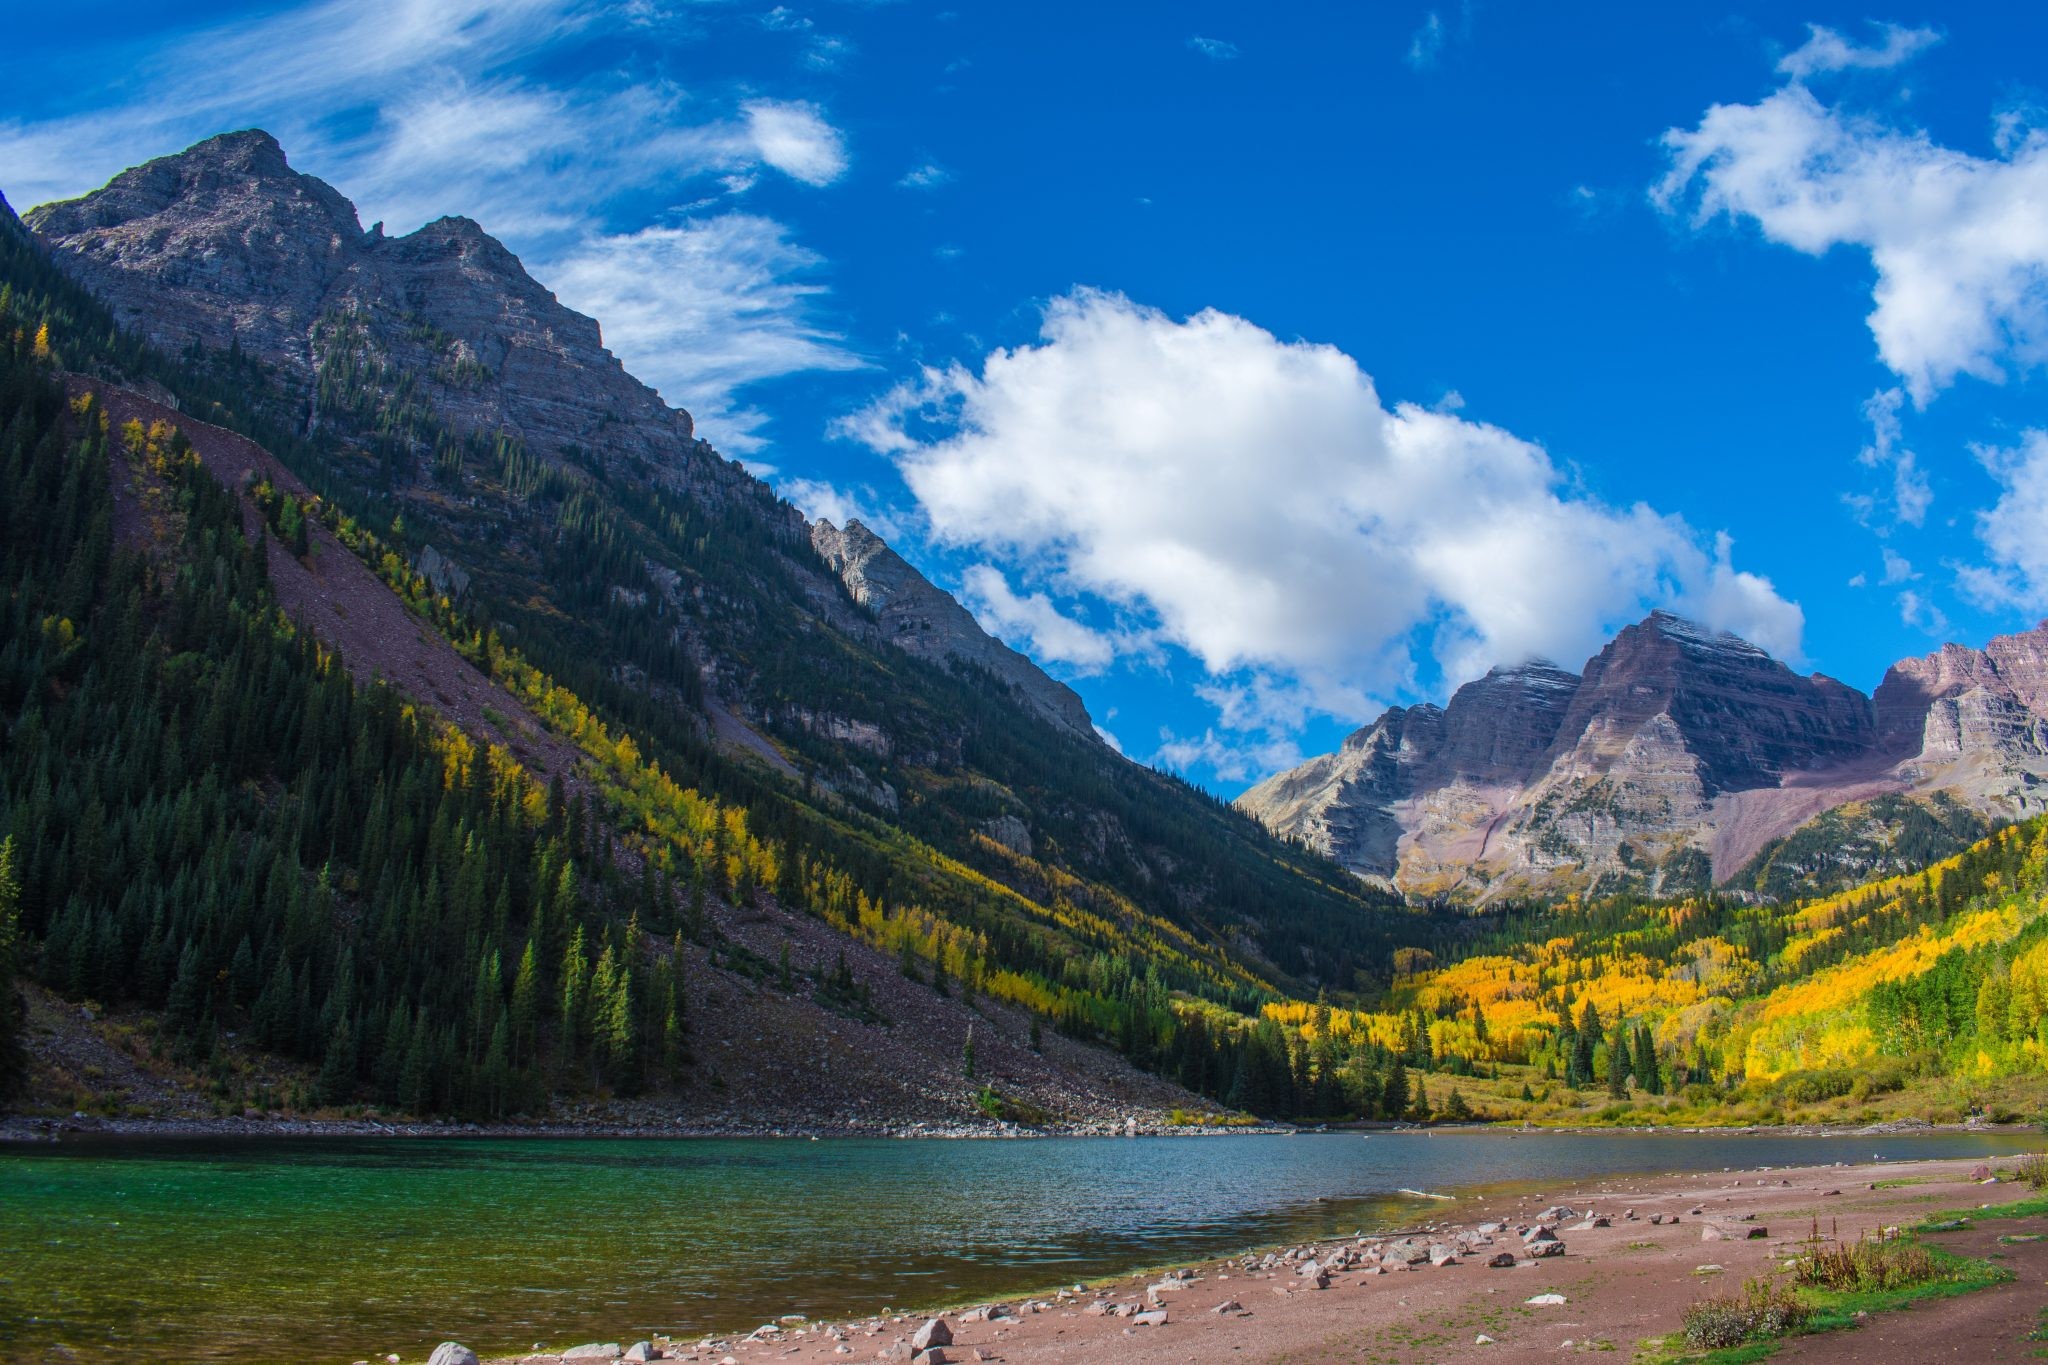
[1237,609,2048,900]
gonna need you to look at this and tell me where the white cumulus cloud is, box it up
[842,289,1804,756]
[1658,64,2048,405]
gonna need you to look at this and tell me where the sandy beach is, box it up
[475,1152,2048,1365]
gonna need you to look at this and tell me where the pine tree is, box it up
[1382,1057,1409,1120]
[510,940,540,1066]
[1634,1022,1661,1094]
[1607,1023,1630,1099]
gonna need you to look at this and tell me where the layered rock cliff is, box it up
[1239,612,2048,900]
[26,130,726,493]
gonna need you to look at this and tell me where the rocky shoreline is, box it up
[415,1151,2039,1365]
[0,1111,1290,1143]
[0,1109,1992,1145]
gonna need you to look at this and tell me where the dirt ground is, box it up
[480,1155,2048,1365]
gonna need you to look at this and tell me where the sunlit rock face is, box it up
[1240,612,2048,900]
[27,129,728,492]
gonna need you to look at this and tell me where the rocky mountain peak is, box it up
[1552,609,1873,795]
[25,130,710,482]
[1240,607,2048,901]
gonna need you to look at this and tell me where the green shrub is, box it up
[1796,1229,1938,1292]
[1681,1278,1811,1350]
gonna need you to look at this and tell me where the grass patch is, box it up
[1640,1224,2014,1362]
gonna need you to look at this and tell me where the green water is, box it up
[0,1129,2033,1362]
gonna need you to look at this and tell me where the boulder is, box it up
[623,1346,658,1364]
[1132,1310,1168,1327]
[911,1350,949,1365]
[1487,1252,1518,1268]
[1527,1238,1566,1258]
[562,1348,623,1362]
[1386,1238,1430,1264]
[911,1321,952,1351]
[426,1346,478,1365]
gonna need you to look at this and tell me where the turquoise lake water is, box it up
[0,1129,2035,1361]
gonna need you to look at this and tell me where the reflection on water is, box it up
[0,1128,2032,1361]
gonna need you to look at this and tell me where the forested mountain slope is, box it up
[1229,813,2048,1126]
[0,138,1432,1126]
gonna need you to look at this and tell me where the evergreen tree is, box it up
[1382,1057,1409,1120]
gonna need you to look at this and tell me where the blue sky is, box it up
[6,1,2048,793]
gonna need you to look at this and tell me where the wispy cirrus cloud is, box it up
[1775,21,1941,79]
[1186,36,1240,62]
[0,0,859,449]
[1956,431,2048,615]
[546,215,867,451]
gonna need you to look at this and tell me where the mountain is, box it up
[1239,610,2048,900]
[24,130,727,491]
[1,130,1424,1126]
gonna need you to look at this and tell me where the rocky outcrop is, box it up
[1239,612,2048,900]
[25,130,731,493]
[812,518,1095,739]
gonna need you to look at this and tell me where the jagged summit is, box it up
[1240,610,2048,900]
[27,129,709,478]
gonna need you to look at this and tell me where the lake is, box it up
[0,1128,2035,1361]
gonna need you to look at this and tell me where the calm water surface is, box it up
[0,1129,2034,1361]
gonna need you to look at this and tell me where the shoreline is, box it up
[0,1110,2007,1144]
[462,1150,2047,1365]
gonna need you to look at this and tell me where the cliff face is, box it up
[1238,613,2048,900]
[26,130,720,491]
[810,518,1095,738]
